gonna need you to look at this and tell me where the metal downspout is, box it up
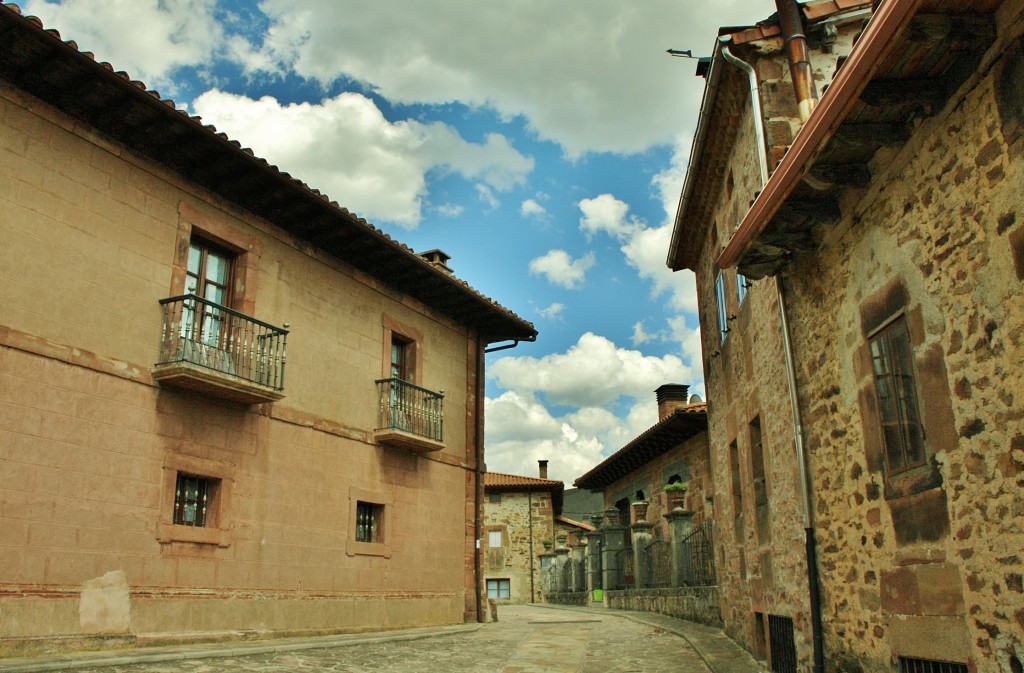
[474,336,486,623]
[721,45,769,187]
[721,35,825,673]
[776,0,819,122]
[528,490,535,603]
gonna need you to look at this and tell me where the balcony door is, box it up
[183,239,232,347]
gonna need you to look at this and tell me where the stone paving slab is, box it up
[0,605,767,673]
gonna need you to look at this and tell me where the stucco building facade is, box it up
[670,0,1024,671]
[0,4,535,653]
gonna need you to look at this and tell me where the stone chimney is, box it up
[538,460,549,479]
[655,384,691,421]
[417,249,453,276]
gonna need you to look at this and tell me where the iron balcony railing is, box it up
[158,294,288,391]
[375,377,444,443]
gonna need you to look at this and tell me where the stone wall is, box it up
[781,11,1024,671]
[606,587,723,628]
[543,591,589,607]
[483,490,553,604]
[0,76,483,645]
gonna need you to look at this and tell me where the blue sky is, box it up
[21,0,771,483]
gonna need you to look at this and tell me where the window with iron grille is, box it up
[767,615,797,673]
[355,501,383,543]
[897,657,968,673]
[173,473,215,527]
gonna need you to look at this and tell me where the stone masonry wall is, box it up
[781,10,1024,671]
[607,587,723,628]
[483,490,553,604]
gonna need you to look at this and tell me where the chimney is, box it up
[655,384,691,421]
[417,249,453,276]
[538,460,549,479]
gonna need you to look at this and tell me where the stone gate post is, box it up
[600,509,627,591]
[667,508,696,587]
[630,520,654,589]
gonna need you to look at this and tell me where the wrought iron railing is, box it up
[680,521,717,586]
[158,294,288,390]
[642,537,673,588]
[375,377,444,442]
[615,547,635,589]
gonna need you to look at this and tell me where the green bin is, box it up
[592,589,604,602]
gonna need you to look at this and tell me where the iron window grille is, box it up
[355,501,383,543]
[173,473,212,527]
[768,615,798,673]
[897,657,968,673]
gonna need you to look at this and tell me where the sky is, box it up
[21,0,772,485]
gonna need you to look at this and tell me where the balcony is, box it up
[374,378,444,452]
[152,294,288,404]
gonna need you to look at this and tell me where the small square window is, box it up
[488,493,502,503]
[486,578,510,599]
[173,473,216,527]
[488,530,503,548]
[355,501,384,543]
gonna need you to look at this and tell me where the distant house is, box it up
[0,3,535,651]
[482,462,565,604]
[668,0,1024,671]
[573,385,716,623]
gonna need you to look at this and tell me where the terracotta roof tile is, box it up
[556,516,595,532]
[485,472,563,489]
[0,2,536,343]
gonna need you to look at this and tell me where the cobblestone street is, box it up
[0,606,764,673]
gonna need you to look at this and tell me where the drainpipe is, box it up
[474,336,486,622]
[721,45,769,187]
[528,490,536,603]
[776,277,825,673]
[776,0,819,123]
[720,32,825,673]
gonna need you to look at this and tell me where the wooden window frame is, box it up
[715,272,730,342]
[868,314,927,477]
[486,578,511,599]
[381,314,423,385]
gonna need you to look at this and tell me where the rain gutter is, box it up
[717,0,925,271]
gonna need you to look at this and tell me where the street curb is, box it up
[0,624,482,673]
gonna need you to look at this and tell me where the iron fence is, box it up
[615,547,635,589]
[642,537,673,588]
[375,377,444,442]
[680,521,717,586]
[158,294,288,390]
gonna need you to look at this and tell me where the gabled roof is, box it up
[667,0,873,273]
[718,0,1004,277]
[485,471,564,515]
[0,3,537,345]
[573,405,707,491]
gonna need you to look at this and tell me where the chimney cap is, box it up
[655,384,690,404]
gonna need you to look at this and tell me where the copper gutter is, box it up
[777,0,819,122]
[717,0,924,271]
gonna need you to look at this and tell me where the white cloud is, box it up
[434,203,464,218]
[23,0,241,93]
[632,321,656,345]
[483,391,608,484]
[528,250,595,290]
[476,184,501,211]
[621,224,699,312]
[521,199,548,219]
[191,90,532,227]
[537,303,566,321]
[249,0,769,157]
[667,315,704,370]
[489,332,693,408]
[579,194,643,241]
